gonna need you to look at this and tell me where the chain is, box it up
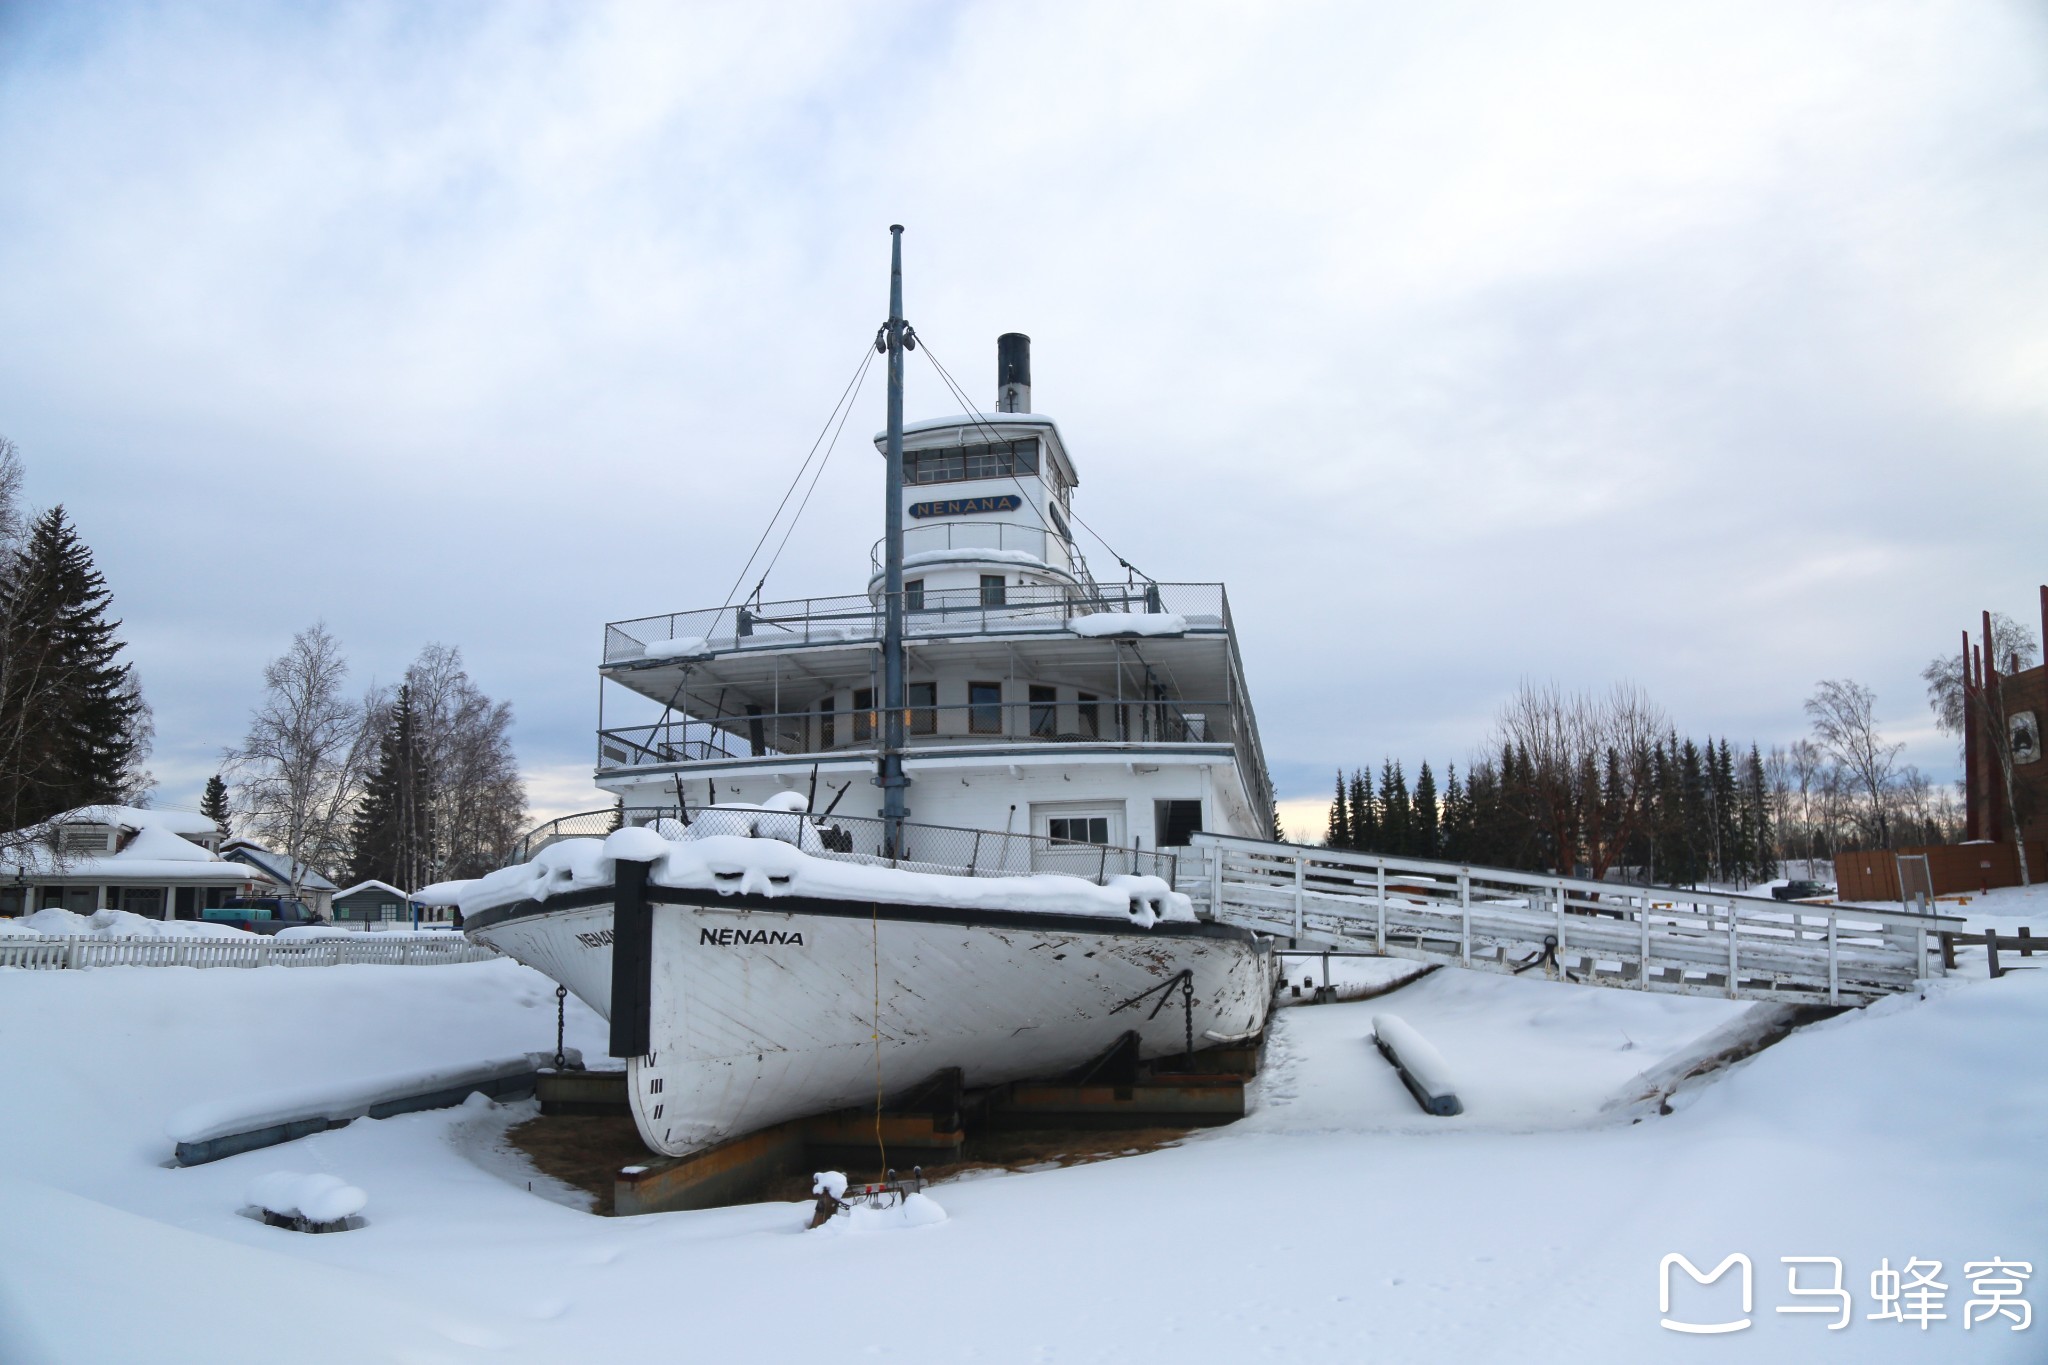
[554,984,568,1070]
[1180,973,1195,1067]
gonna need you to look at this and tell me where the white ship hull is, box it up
[467,887,1274,1158]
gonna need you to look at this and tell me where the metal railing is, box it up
[1186,833,1959,1006]
[0,934,499,970]
[505,806,1179,885]
[598,696,1235,770]
[870,521,1077,577]
[603,582,1229,666]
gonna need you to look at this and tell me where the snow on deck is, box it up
[0,956,2041,1363]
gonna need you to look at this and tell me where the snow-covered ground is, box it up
[1,953,2040,1363]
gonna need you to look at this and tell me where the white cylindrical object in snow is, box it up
[1371,1013,1463,1116]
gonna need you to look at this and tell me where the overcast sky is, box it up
[3,1,2044,840]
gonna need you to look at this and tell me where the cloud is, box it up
[2,0,2043,818]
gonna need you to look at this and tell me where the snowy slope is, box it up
[0,957,2040,1363]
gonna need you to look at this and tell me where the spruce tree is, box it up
[0,507,148,827]
[1380,759,1411,856]
[1413,761,1439,858]
[200,774,231,837]
[1350,769,1376,852]
[1326,770,1349,848]
[1440,763,1466,862]
[348,686,436,890]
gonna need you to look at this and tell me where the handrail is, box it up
[504,806,1179,886]
[602,582,1229,666]
[597,696,1233,769]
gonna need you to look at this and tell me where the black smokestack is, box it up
[997,333,1031,413]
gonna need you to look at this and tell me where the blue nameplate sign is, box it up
[909,494,1021,519]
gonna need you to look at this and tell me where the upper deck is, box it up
[597,580,1273,819]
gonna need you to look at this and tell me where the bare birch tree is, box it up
[1804,679,1902,850]
[226,624,381,896]
[1494,679,1666,879]
[405,644,525,879]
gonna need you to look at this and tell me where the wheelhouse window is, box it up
[1047,815,1111,846]
[980,574,1006,608]
[1029,685,1057,738]
[903,438,1039,486]
[853,688,874,742]
[904,578,924,612]
[909,681,937,735]
[969,681,1003,734]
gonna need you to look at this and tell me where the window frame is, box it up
[968,681,1004,735]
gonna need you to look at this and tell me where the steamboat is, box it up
[452,229,1280,1158]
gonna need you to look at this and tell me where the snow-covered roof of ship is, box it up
[435,800,1192,927]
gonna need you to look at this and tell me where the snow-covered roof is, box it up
[221,840,340,892]
[4,819,270,885]
[43,805,220,838]
[336,880,412,901]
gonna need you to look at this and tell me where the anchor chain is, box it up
[1180,972,1195,1068]
[553,984,568,1070]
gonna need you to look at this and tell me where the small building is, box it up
[330,879,453,926]
[220,839,338,921]
[0,806,269,919]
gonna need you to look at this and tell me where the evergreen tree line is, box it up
[1324,733,1780,887]
[226,626,526,894]
[0,437,154,839]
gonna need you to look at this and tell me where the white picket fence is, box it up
[1186,833,1958,1006]
[0,934,499,971]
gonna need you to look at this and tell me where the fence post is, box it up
[1458,872,1471,966]
[1827,911,1839,1005]
[1637,893,1651,988]
[1375,862,1386,953]
[1726,901,1738,998]
[1292,855,1306,943]
[1208,841,1223,919]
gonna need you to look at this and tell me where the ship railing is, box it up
[597,697,1237,771]
[603,582,1230,665]
[866,521,1077,577]
[505,807,1179,887]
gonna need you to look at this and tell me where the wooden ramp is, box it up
[1183,833,1959,1006]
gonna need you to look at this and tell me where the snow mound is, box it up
[245,1171,367,1224]
[11,908,258,939]
[1372,1013,1463,1115]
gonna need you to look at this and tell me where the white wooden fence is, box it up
[0,935,499,971]
[1186,833,1958,1006]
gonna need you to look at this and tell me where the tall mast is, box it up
[879,225,910,853]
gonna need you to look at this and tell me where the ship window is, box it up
[909,682,937,735]
[1076,693,1099,738]
[1048,816,1110,846]
[904,578,924,612]
[969,681,1003,734]
[1030,685,1057,738]
[980,575,1006,608]
[817,696,835,748]
[1048,501,1070,543]
[854,688,874,742]
[903,439,1039,487]
[1155,800,1203,847]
